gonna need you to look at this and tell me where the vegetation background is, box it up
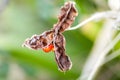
[0,0,120,80]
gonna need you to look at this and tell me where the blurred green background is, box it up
[1,0,120,80]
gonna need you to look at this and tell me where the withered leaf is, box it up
[22,1,78,72]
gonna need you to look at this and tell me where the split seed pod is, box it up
[22,1,78,72]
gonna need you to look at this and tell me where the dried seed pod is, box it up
[54,1,78,32]
[23,30,54,50]
[53,33,72,71]
[22,1,78,72]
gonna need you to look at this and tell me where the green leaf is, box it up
[74,0,97,14]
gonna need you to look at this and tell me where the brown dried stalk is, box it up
[22,1,78,72]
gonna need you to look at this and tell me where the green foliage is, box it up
[74,0,97,14]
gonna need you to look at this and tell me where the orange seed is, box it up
[42,44,54,53]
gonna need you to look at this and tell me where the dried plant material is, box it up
[53,1,78,32]
[53,33,72,71]
[23,30,54,50]
[22,1,78,72]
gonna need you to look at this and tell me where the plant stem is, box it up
[103,49,120,64]
[79,33,120,80]
[67,11,120,31]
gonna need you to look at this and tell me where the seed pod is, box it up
[23,30,54,50]
[53,1,78,33]
[23,1,78,72]
[53,33,72,71]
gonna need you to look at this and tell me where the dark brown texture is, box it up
[53,33,72,71]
